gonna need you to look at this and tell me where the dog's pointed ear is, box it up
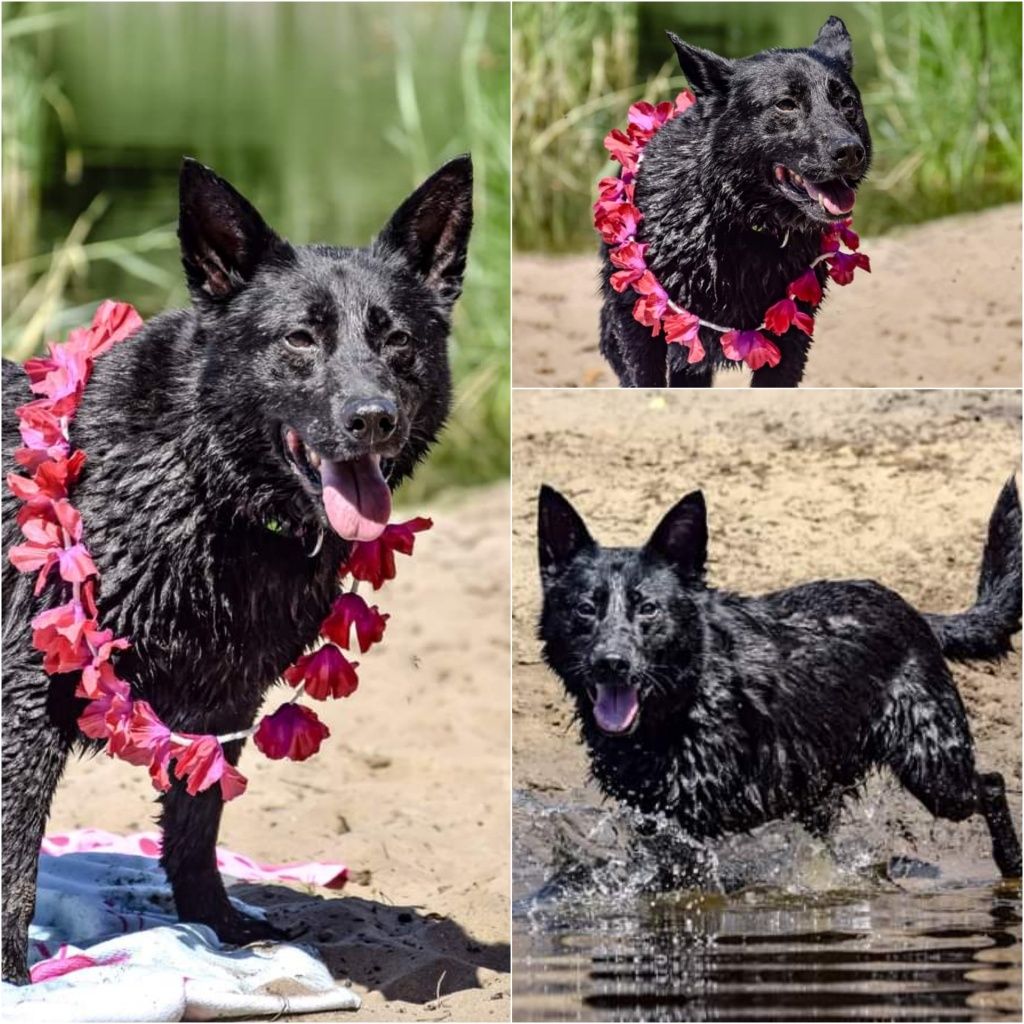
[178,158,290,300]
[374,154,473,309]
[644,490,708,578]
[538,485,595,576]
[811,16,853,72]
[667,32,734,99]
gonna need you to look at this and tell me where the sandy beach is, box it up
[48,483,511,1022]
[511,205,1023,389]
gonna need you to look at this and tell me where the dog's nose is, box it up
[342,397,399,445]
[831,139,865,171]
[592,654,630,682]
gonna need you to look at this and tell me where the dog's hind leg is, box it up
[877,676,1021,878]
[160,737,286,945]
[750,329,811,388]
[1,670,73,983]
[976,771,1022,878]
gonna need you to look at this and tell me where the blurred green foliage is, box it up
[513,1,1023,252]
[2,1,509,501]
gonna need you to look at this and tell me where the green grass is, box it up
[512,1,1023,251]
[2,1,509,501]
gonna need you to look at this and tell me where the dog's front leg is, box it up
[750,328,811,388]
[160,737,284,945]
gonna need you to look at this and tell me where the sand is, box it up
[47,483,511,1022]
[511,204,1023,389]
[512,390,1021,867]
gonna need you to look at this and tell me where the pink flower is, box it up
[78,676,134,747]
[253,703,331,761]
[342,517,432,590]
[15,399,68,456]
[631,272,669,335]
[322,592,389,653]
[172,735,247,800]
[603,128,640,173]
[284,643,359,700]
[787,268,823,305]
[594,202,642,246]
[122,700,172,766]
[30,603,109,675]
[763,298,814,337]
[608,241,649,292]
[720,329,782,371]
[24,342,91,404]
[663,310,705,363]
[626,100,675,143]
[827,250,871,286]
[675,89,697,113]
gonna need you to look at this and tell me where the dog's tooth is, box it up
[306,447,321,470]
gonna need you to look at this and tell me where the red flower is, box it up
[253,703,330,761]
[603,128,640,173]
[172,735,247,800]
[594,201,642,246]
[827,250,871,286]
[15,399,69,463]
[120,700,172,767]
[284,643,359,700]
[597,177,627,203]
[821,218,860,254]
[608,241,649,292]
[787,268,823,305]
[763,298,814,337]
[663,311,705,363]
[7,451,86,503]
[720,329,782,371]
[342,516,432,590]
[626,100,675,143]
[322,592,389,653]
[24,341,91,404]
[85,300,144,357]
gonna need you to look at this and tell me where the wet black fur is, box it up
[1,156,473,982]
[599,16,872,388]
[537,481,1022,878]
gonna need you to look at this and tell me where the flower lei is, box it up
[8,301,432,802]
[595,92,871,370]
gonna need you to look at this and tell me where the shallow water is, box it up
[512,791,1022,1022]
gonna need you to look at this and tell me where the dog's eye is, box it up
[637,601,659,618]
[576,600,597,619]
[775,98,798,112]
[841,95,859,116]
[387,330,412,350]
[285,330,315,351]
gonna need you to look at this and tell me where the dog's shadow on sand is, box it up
[234,882,510,1004]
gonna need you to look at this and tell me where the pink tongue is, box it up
[803,178,855,216]
[320,455,391,542]
[593,684,639,734]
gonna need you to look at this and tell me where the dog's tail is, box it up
[925,477,1022,660]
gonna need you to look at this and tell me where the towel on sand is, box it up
[3,831,359,1021]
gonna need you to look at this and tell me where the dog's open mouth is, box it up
[281,426,391,543]
[588,683,641,736]
[774,165,855,219]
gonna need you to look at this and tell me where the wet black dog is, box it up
[600,16,871,388]
[537,481,1022,878]
[2,156,472,982]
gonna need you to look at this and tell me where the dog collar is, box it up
[595,92,870,370]
[8,301,431,802]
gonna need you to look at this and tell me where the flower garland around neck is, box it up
[594,91,870,370]
[8,301,431,802]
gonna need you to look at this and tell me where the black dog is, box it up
[537,481,1022,878]
[1,156,472,982]
[600,16,871,388]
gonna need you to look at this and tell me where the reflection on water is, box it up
[513,791,1022,1022]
